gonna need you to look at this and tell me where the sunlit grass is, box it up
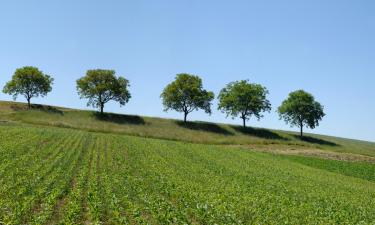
[1,123,375,224]
[1,100,375,157]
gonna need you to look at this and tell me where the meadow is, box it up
[1,101,375,224]
[1,101,375,157]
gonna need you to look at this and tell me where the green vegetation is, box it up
[218,80,271,128]
[1,101,374,157]
[1,123,375,224]
[279,154,375,183]
[1,101,375,224]
[3,66,328,133]
[76,69,131,114]
[278,90,325,137]
[161,73,214,123]
[3,66,53,109]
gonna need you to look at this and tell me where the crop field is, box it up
[1,123,375,224]
[2,101,375,158]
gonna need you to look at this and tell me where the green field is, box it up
[1,101,375,157]
[1,101,375,224]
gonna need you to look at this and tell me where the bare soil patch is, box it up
[234,144,375,163]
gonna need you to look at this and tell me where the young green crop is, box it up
[1,123,375,224]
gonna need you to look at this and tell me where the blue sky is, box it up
[1,0,374,141]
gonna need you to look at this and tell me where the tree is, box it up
[76,69,131,114]
[3,66,53,109]
[160,73,214,123]
[218,80,271,128]
[278,90,325,137]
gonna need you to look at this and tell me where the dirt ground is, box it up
[234,144,375,163]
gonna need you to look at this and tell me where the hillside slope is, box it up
[1,101,375,157]
[1,123,375,224]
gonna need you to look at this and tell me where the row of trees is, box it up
[2,66,325,137]
[161,74,325,137]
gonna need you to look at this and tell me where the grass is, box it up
[1,123,375,224]
[1,101,375,157]
[280,154,375,183]
[1,100,375,224]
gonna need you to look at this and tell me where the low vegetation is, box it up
[1,123,375,224]
[1,101,374,157]
[1,101,375,224]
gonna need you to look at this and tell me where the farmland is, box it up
[1,101,375,157]
[1,101,375,224]
[1,0,375,223]
[1,122,375,224]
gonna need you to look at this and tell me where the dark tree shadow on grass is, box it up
[11,104,64,115]
[94,112,146,125]
[31,104,64,115]
[176,121,233,135]
[294,135,339,146]
[232,126,288,140]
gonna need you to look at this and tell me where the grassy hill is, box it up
[1,123,375,224]
[1,101,375,224]
[1,101,375,157]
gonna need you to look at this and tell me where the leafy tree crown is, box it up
[3,66,53,101]
[76,69,131,110]
[218,80,271,121]
[278,90,325,129]
[160,73,214,115]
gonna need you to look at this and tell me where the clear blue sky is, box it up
[1,0,374,141]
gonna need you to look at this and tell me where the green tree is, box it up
[278,90,325,137]
[3,66,53,109]
[218,80,271,128]
[76,69,131,114]
[161,73,214,123]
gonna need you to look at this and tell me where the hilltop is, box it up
[1,100,374,159]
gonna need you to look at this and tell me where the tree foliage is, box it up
[278,90,325,137]
[218,80,271,128]
[160,73,214,123]
[3,66,53,109]
[76,69,131,114]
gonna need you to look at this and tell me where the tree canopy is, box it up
[218,80,271,128]
[3,66,53,109]
[160,73,214,123]
[278,90,325,137]
[76,69,131,114]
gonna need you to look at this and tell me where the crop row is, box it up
[1,124,375,224]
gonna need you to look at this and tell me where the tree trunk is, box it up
[27,98,31,109]
[242,117,246,128]
[300,124,303,138]
[184,111,188,124]
[100,103,104,114]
